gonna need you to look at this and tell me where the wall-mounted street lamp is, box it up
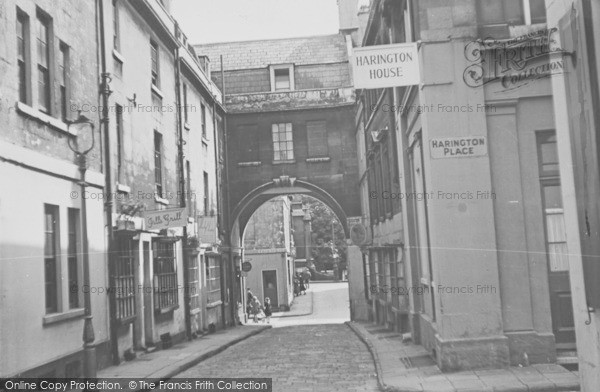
[66,113,96,378]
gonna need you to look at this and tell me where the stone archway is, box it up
[229,176,367,323]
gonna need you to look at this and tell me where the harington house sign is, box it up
[352,43,421,89]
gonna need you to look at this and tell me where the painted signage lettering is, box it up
[352,43,420,89]
[430,137,488,159]
[143,208,188,230]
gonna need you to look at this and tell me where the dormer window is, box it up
[270,64,294,92]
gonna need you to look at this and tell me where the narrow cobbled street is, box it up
[176,283,380,391]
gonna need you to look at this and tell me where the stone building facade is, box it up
[0,0,108,377]
[547,0,600,389]
[354,0,575,372]
[0,0,231,376]
[194,34,361,317]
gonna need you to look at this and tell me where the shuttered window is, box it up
[237,124,259,162]
[307,121,328,157]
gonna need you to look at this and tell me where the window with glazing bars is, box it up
[189,255,201,311]
[36,12,51,113]
[59,42,69,122]
[207,256,221,304]
[154,130,163,197]
[153,241,178,311]
[17,9,29,104]
[151,40,159,87]
[44,204,59,313]
[115,237,136,321]
[272,123,294,161]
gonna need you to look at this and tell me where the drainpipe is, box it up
[219,56,237,325]
[174,22,192,341]
[97,0,119,365]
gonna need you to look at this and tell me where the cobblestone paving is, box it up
[178,324,380,392]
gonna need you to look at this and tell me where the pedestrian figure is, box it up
[302,268,311,289]
[263,297,272,323]
[246,288,254,318]
[251,296,263,323]
[299,277,307,295]
[293,275,300,297]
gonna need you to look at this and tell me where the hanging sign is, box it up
[352,43,421,89]
[143,208,188,230]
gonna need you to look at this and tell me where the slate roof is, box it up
[194,34,349,71]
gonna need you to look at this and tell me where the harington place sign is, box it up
[430,137,488,159]
[352,43,420,89]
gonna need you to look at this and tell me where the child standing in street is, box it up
[263,297,272,323]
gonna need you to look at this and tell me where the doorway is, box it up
[262,270,278,308]
[142,241,154,346]
[536,133,575,347]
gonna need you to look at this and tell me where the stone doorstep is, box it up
[349,321,581,392]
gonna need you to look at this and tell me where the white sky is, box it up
[171,0,367,44]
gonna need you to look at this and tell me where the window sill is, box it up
[272,159,296,165]
[306,157,331,163]
[43,308,85,326]
[116,183,131,194]
[155,304,179,315]
[116,315,136,326]
[155,195,170,206]
[206,300,222,309]
[238,161,262,167]
[112,49,125,64]
[151,84,164,99]
[16,102,73,136]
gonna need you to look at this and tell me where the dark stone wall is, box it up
[226,105,361,220]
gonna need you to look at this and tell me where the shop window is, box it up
[189,254,201,311]
[153,240,179,311]
[207,256,221,304]
[115,237,136,321]
[44,204,59,314]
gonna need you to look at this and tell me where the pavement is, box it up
[272,287,313,318]
[347,321,581,392]
[97,324,270,384]
[95,283,580,392]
